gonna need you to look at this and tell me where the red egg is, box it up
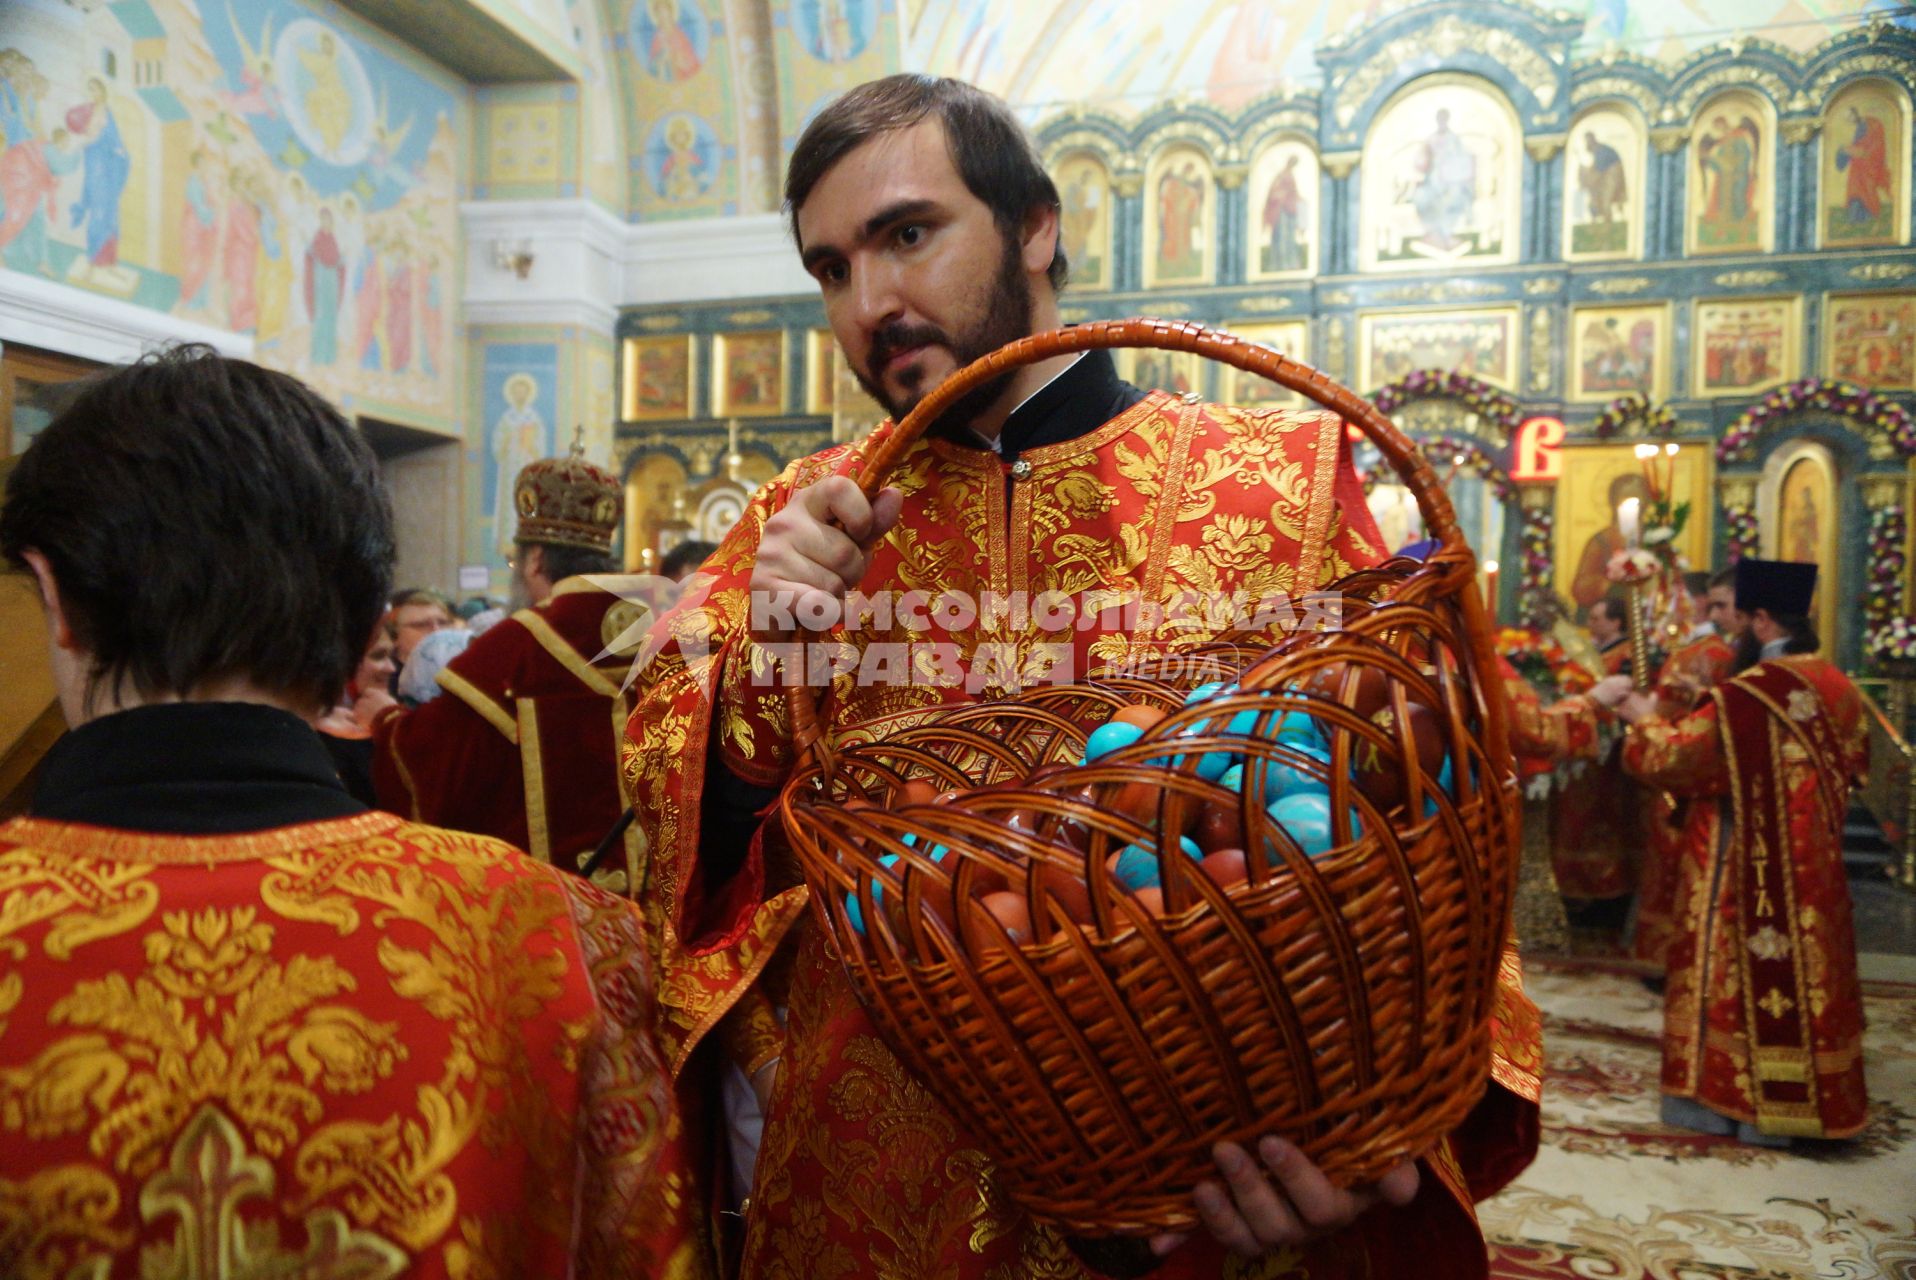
[896,779,940,807]
[1033,861,1094,925]
[1348,700,1447,813]
[1193,800,1245,854]
[1110,780,1161,825]
[1131,886,1165,916]
[1198,848,1248,890]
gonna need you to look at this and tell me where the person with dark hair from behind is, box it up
[1612,560,1868,1146]
[0,346,671,1272]
[659,536,719,583]
[363,434,641,892]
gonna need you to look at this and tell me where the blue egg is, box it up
[1220,765,1245,792]
[1421,758,1456,819]
[1174,723,1235,780]
[1185,681,1234,706]
[1268,793,1336,858]
[1274,710,1323,747]
[844,852,902,934]
[1085,721,1145,762]
[1110,837,1202,890]
[1252,744,1331,800]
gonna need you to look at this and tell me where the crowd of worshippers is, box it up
[0,71,1868,1278]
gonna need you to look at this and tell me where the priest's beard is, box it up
[1733,628,1764,673]
[854,230,1032,436]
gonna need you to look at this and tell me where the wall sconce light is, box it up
[492,237,534,279]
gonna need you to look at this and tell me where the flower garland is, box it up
[1423,435,1515,502]
[1864,503,1916,662]
[1591,392,1678,439]
[1517,505,1555,627]
[1717,377,1916,462]
[1497,625,1595,699]
[1373,370,1522,436]
[1721,501,1760,564]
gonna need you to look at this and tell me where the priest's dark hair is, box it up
[0,344,394,712]
[1732,612,1820,672]
[784,73,1068,290]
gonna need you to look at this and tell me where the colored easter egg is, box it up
[1111,704,1169,731]
[1085,721,1145,762]
[1268,793,1336,858]
[1193,799,1245,854]
[1198,847,1248,890]
[964,891,1033,952]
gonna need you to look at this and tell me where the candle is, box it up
[1633,442,1660,502]
[1483,558,1499,623]
[1663,442,1680,503]
[1618,497,1641,549]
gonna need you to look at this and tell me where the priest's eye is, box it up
[897,224,926,248]
[818,261,849,286]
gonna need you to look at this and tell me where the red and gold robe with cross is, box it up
[619,391,1543,1279]
[372,576,640,890]
[1627,631,1736,973]
[1621,653,1869,1137]
[0,811,671,1276]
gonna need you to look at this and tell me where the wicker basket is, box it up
[777,319,1517,1235]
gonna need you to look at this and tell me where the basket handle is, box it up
[783,318,1504,777]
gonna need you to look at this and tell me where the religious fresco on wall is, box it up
[1358,75,1519,273]
[483,342,560,559]
[713,329,786,416]
[1766,443,1838,650]
[1052,150,1111,291]
[1821,78,1908,248]
[568,0,624,208]
[1687,89,1774,256]
[900,1,1876,122]
[1694,296,1799,396]
[623,0,739,217]
[1357,307,1518,391]
[1828,291,1916,390]
[622,333,697,420]
[1223,320,1307,407]
[1142,143,1213,289]
[1246,137,1316,280]
[1568,303,1669,403]
[1554,443,1712,618]
[773,0,900,174]
[0,0,463,426]
[1563,104,1644,262]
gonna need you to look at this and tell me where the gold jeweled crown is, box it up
[513,427,621,554]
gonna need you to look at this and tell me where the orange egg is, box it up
[1131,886,1165,916]
[965,890,1033,952]
[1034,861,1094,925]
[896,779,940,807]
[1110,780,1161,825]
[1110,704,1168,732]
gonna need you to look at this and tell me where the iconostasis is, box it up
[615,2,1916,671]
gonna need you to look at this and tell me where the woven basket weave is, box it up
[776,319,1517,1235]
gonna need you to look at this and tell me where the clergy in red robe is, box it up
[0,347,671,1275]
[1618,560,1868,1143]
[367,440,639,891]
[1550,592,1640,906]
[1626,571,1736,973]
[619,74,1541,1280]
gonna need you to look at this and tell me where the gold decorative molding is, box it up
[1113,173,1144,198]
[1862,475,1906,507]
[1523,134,1567,164]
[1650,125,1689,154]
[1059,306,1093,322]
[1852,261,1916,282]
[1325,317,1349,379]
[1674,65,1791,117]
[1528,305,1553,393]
[1332,17,1557,129]
[1239,296,1295,314]
[1712,269,1785,287]
[1216,163,1250,190]
[726,309,775,325]
[636,314,685,332]
[1780,117,1819,146]
[1589,275,1653,295]
[1320,288,1356,306]
[1144,301,1195,317]
[1719,477,1758,507]
[1572,75,1660,115]
[1519,484,1554,511]
[1524,277,1562,296]
[1321,151,1360,180]
[1371,280,1507,303]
